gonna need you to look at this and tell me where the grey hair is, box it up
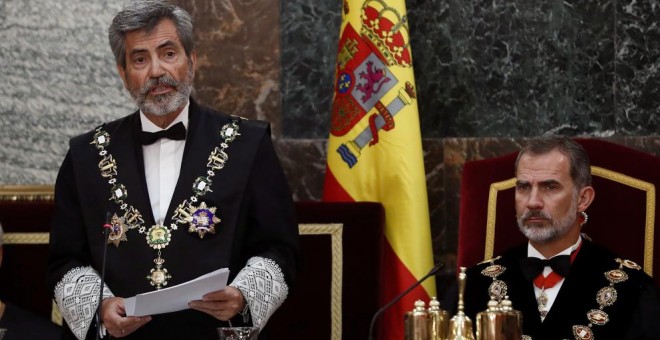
[108,0,195,69]
[515,135,592,189]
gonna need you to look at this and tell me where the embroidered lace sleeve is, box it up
[53,266,114,340]
[229,256,289,329]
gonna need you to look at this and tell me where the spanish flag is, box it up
[322,0,436,338]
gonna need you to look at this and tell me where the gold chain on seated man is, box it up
[479,257,641,339]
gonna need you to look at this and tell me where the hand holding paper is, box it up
[188,285,247,321]
[124,268,230,317]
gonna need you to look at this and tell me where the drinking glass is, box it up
[217,326,259,340]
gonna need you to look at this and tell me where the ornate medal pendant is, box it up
[572,325,594,340]
[188,202,220,238]
[537,289,549,318]
[107,213,128,247]
[123,206,145,231]
[110,184,128,203]
[147,255,171,289]
[207,148,228,171]
[616,258,641,270]
[596,286,617,307]
[479,257,509,303]
[220,123,241,142]
[481,264,506,278]
[174,201,221,239]
[99,155,117,178]
[91,129,111,149]
[146,224,171,249]
[586,309,609,326]
[605,269,628,283]
[488,280,507,301]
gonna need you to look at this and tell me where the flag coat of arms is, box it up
[322,0,436,338]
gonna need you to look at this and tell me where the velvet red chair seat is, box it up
[457,139,659,287]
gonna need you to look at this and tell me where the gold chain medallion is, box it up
[92,119,241,288]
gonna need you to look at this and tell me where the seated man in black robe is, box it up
[449,136,660,339]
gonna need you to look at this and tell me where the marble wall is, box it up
[275,0,660,289]
[0,0,133,183]
[1,0,658,296]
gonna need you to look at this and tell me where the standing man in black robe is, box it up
[46,1,299,339]
[457,136,660,339]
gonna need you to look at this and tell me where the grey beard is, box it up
[130,65,194,117]
[138,84,191,116]
[517,200,578,244]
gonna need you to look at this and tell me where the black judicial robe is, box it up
[47,99,299,339]
[461,240,660,340]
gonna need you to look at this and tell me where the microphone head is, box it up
[103,212,113,229]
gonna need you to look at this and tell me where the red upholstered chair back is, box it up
[457,139,659,286]
[0,185,57,322]
[264,201,385,340]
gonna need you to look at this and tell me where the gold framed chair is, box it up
[263,202,384,340]
[457,139,658,286]
[299,223,343,339]
[0,185,61,325]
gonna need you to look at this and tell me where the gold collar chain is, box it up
[570,258,640,340]
[90,118,242,289]
[480,257,641,340]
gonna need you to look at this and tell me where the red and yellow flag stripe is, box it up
[323,1,436,338]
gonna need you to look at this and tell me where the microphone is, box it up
[96,212,112,340]
[367,262,445,340]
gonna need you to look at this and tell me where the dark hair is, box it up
[515,135,592,189]
[108,0,194,69]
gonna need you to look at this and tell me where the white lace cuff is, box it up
[229,256,289,329]
[53,266,114,340]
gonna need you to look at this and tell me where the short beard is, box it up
[127,59,194,116]
[517,192,578,244]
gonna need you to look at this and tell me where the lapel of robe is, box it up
[163,99,227,225]
[109,111,156,227]
[505,248,545,333]
[534,240,598,337]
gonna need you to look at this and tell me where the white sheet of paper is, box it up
[124,267,230,317]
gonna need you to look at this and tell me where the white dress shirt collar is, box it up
[528,235,582,260]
